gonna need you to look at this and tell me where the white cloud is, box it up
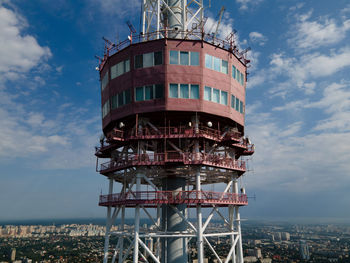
[236,0,263,11]
[249,31,267,46]
[303,82,316,95]
[341,4,350,15]
[0,6,52,80]
[246,110,350,193]
[289,11,350,51]
[204,12,235,40]
[267,47,350,94]
[89,0,140,17]
[0,5,100,170]
[297,48,350,81]
[306,82,350,114]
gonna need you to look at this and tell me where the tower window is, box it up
[170,51,179,64]
[205,54,228,74]
[220,91,228,105]
[169,83,179,98]
[135,51,163,69]
[170,51,200,66]
[213,88,220,103]
[204,86,212,101]
[135,84,164,101]
[180,84,189,98]
[101,71,109,91]
[169,83,200,99]
[190,84,199,99]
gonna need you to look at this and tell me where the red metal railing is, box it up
[99,190,248,206]
[110,126,222,140]
[99,29,249,71]
[99,152,245,173]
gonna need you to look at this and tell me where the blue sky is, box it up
[1,0,350,222]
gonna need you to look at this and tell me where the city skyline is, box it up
[1,0,350,221]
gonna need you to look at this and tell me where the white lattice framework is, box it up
[142,0,204,39]
[102,170,245,263]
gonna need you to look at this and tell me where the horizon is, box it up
[1,0,350,222]
[1,216,350,226]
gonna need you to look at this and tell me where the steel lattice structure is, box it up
[96,1,253,262]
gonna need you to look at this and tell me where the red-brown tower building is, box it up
[96,1,254,263]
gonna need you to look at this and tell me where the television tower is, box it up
[95,1,254,262]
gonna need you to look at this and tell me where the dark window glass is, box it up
[118,92,124,106]
[221,60,228,74]
[180,51,189,65]
[136,87,144,101]
[213,88,220,103]
[135,54,143,69]
[235,97,239,111]
[154,51,163,65]
[111,95,118,109]
[240,72,244,85]
[240,100,244,113]
[232,66,236,79]
[124,89,131,104]
[231,95,235,108]
[190,85,199,99]
[180,84,189,98]
[170,51,179,64]
[220,91,228,105]
[145,85,153,100]
[169,84,178,98]
[143,53,153,68]
[101,71,109,90]
[204,86,211,101]
[155,84,164,99]
[190,52,199,66]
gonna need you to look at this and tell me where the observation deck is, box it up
[98,151,246,175]
[95,126,254,158]
[99,190,248,208]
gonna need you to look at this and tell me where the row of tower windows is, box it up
[101,51,245,91]
[102,84,244,118]
[232,65,244,86]
[169,83,200,99]
[111,90,131,109]
[135,84,164,101]
[204,86,228,105]
[169,51,200,66]
[231,94,244,114]
[101,71,109,91]
[135,51,163,69]
[205,54,229,74]
[111,59,130,79]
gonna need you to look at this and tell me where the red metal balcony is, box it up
[109,126,223,141]
[99,190,248,207]
[95,127,248,156]
[98,152,246,174]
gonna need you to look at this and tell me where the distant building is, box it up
[260,258,272,263]
[300,240,310,260]
[282,232,290,241]
[246,248,262,258]
[274,232,282,241]
[11,248,16,261]
[243,256,258,262]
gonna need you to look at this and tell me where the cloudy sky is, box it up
[0,0,350,222]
